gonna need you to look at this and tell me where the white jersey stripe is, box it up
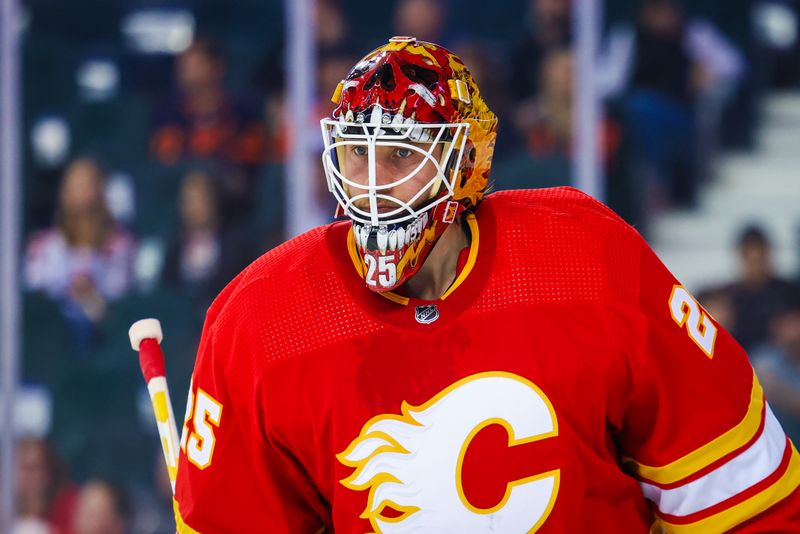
[640,404,786,518]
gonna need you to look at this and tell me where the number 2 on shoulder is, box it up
[668,285,718,358]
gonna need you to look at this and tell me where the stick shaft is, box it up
[139,339,180,494]
[147,376,181,493]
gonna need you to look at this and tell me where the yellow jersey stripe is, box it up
[346,227,365,278]
[440,213,479,300]
[173,498,202,534]
[625,371,764,485]
[378,291,411,305]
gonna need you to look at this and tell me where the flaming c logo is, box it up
[337,372,560,533]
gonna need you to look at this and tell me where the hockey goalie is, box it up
[169,37,800,532]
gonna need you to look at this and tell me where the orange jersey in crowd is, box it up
[173,188,800,533]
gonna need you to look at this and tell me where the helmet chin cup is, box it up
[351,200,463,292]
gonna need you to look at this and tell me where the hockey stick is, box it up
[129,318,181,494]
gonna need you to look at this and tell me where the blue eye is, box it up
[352,146,368,156]
[395,148,412,158]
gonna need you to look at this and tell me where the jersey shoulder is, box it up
[204,224,334,328]
[478,187,644,306]
[201,220,382,365]
[484,187,635,235]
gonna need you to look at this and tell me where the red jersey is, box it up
[174,188,800,533]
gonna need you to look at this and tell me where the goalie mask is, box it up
[321,36,498,293]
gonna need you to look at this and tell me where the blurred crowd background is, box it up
[9,0,800,532]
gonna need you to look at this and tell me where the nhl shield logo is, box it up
[414,304,440,324]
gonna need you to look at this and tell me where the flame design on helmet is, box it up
[331,37,498,211]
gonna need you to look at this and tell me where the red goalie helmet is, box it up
[321,36,498,293]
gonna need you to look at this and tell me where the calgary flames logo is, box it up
[337,372,560,533]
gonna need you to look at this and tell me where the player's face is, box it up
[343,142,443,213]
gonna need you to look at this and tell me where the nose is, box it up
[349,154,401,189]
[375,157,403,188]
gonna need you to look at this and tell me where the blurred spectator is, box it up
[393,0,449,44]
[727,225,800,351]
[72,480,129,534]
[316,0,349,53]
[509,49,622,175]
[150,37,267,222]
[161,170,257,304]
[24,158,135,348]
[15,437,79,534]
[751,300,800,443]
[599,0,744,210]
[600,0,744,105]
[499,47,632,214]
[509,0,571,100]
[514,49,573,158]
